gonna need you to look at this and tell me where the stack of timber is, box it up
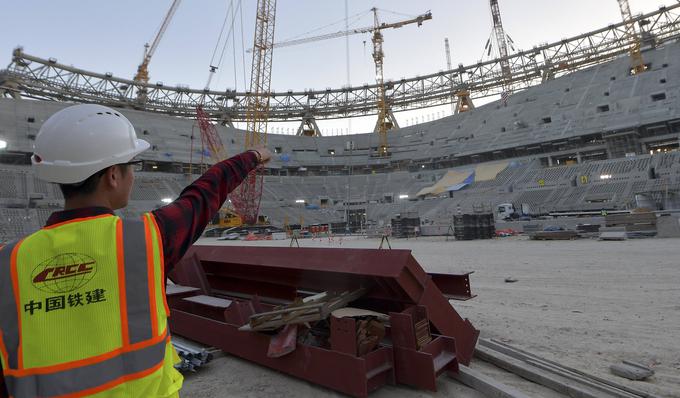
[475,338,662,398]
[530,230,579,240]
[605,212,657,238]
[576,223,601,238]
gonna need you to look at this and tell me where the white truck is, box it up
[497,203,533,220]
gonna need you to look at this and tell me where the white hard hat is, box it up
[32,104,150,184]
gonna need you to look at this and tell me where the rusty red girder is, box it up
[168,246,478,396]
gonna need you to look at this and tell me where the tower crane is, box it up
[489,0,512,105]
[133,0,182,101]
[262,9,432,156]
[445,38,475,115]
[230,0,277,225]
[617,0,647,75]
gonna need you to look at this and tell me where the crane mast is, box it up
[371,9,432,157]
[617,0,646,74]
[444,38,455,115]
[231,0,277,225]
[490,0,511,103]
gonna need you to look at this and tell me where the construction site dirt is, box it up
[177,236,679,398]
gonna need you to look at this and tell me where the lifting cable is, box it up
[206,0,243,90]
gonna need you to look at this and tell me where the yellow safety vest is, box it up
[0,213,183,397]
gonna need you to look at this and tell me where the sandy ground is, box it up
[180,235,680,398]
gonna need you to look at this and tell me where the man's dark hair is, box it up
[58,164,131,200]
[58,168,108,199]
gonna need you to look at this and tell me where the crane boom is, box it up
[133,0,182,86]
[249,10,431,52]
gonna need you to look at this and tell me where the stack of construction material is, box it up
[453,214,495,240]
[576,223,601,238]
[391,212,421,238]
[476,338,659,398]
[605,211,657,238]
[522,224,543,236]
[172,336,215,372]
[599,226,627,241]
[530,230,580,240]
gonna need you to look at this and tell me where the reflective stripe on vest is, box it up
[0,214,173,397]
[4,333,168,397]
[0,240,20,370]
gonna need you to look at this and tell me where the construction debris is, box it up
[267,324,298,358]
[240,288,367,331]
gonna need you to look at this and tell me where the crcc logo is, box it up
[31,253,97,293]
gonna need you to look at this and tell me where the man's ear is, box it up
[101,166,121,189]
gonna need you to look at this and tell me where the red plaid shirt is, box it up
[42,151,259,272]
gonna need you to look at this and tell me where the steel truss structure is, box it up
[1,4,680,123]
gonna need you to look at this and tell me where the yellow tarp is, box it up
[417,169,473,196]
[474,162,509,182]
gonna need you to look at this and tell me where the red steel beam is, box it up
[171,246,479,364]
[167,245,479,394]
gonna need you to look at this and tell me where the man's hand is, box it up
[249,146,273,164]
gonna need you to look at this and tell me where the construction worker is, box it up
[0,104,271,398]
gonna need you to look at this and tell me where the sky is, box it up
[1,0,675,135]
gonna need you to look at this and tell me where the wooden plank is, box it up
[475,345,612,398]
[451,365,532,398]
[484,339,661,398]
[244,288,368,331]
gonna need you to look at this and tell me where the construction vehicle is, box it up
[210,208,269,228]
[497,203,533,220]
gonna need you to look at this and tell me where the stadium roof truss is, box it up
[1,4,679,123]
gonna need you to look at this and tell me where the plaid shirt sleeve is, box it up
[151,151,259,272]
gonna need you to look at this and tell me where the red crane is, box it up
[195,105,227,170]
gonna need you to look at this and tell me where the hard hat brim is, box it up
[34,138,151,184]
